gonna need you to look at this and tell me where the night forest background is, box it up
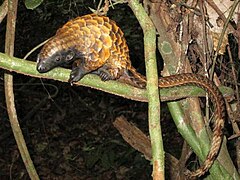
[0,0,239,179]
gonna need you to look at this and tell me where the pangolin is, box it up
[36,14,225,178]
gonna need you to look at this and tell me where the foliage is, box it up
[24,0,43,10]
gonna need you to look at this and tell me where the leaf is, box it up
[24,0,43,10]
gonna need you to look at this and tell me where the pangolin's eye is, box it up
[66,51,75,61]
[66,54,73,61]
[55,56,61,61]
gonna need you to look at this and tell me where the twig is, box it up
[206,0,235,32]
[0,0,8,23]
[23,38,50,60]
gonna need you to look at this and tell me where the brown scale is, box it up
[37,14,225,178]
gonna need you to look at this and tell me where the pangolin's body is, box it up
[37,14,225,178]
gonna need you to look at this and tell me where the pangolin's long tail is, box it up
[128,67,225,178]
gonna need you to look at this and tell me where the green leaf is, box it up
[24,0,43,10]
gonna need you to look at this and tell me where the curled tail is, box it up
[159,73,225,178]
[126,69,225,178]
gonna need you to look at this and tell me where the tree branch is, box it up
[0,53,233,101]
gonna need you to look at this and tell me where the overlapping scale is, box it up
[39,14,131,78]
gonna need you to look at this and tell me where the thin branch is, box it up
[4,0,39,179]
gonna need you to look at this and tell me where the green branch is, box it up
[127,0,164,179]
[0,52,233,101]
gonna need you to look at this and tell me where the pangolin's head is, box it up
[37,37,77,73]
